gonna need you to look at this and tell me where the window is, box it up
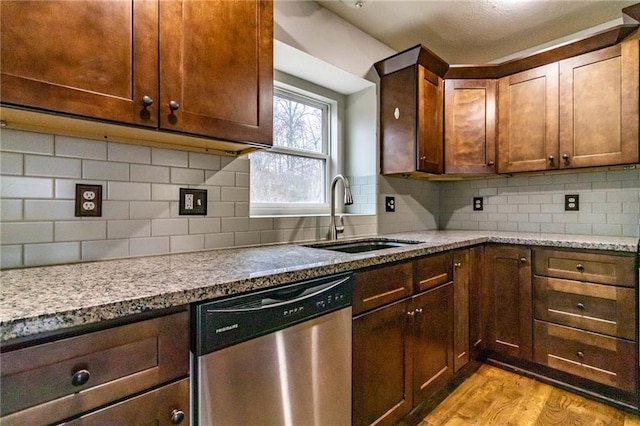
[250,84,337,215]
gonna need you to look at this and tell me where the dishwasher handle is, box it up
[207,275,351,312]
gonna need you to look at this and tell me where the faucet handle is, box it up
[335,215,345,235]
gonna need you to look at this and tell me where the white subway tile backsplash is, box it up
[108,143,150,164]
[152,148,188,167]
[25,200,75,220]
[222,157,249,172]
[221,187,249,202]
[189,217,221,234]
[171,167,205,184]
[1,152,23,175]
[592,224,623,237]
[1,222,53,244]
[1,200,22,221]
[565,224,593,235]
[55,179,105,199]
[109,182,150,200]
[0,176,53,198]
[207,201,236,218]
[205,170,235,186]
[171,234,205,253]
[1,129,54,155]
[131,164,170,183]
[235,202,249,217]
[24,242,80,266]
[235,231,261,247]
[1,245,22,269]
[221,217,249,232]
[101,201,130,220]
[83,160,130,181]
[204,232,235,249]
[129,201,170,219]
[235,172,250,188]
[82,239,129,261]
[130,237,169,256]
[55,136,107,160]
[152,184,181,201]
[108,220,150,239]
[151,218,188,236]
[189,152,221,170]
[55,221,107,242]
[25,155,80,178]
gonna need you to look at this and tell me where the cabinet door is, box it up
[444,79,496,174]
[0,0,158,127]
[485,245,533,361]
[417,66,444,174]
[353,299,412,426]
[159,0,273,145]
[497,63,559,173]
[453,250,470,371]
[468,245,489,360]
[411,283,454,402]
[559,41,639,168]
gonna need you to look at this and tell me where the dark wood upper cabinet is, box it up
[558,40,639,168]
[1,0,273,147]
[497,63,559,173]
[0,0,159,128]
[444,79,496,174]
[159,0,273,145]
[376,45,448,176]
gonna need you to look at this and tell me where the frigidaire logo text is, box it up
[216,324,239,333]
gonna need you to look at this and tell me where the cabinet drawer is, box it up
[534,277,636,340]
[533,320,637,393]
[414,251,453,292]
[533,248,636,287]
[62,378,189,426]
[353,262,413,315]
[1,311,189,425]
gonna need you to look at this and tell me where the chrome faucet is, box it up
[328,174,354,240]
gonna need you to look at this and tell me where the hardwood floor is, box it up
[419,365,640,426]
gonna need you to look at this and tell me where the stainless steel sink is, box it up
[307,238,420,254]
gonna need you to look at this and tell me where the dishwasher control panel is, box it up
[194,273,353,355]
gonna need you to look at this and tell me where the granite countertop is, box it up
[1,230,638,343]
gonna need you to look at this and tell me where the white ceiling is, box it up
[314,0,637,64]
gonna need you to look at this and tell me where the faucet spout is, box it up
[328,174,353,240]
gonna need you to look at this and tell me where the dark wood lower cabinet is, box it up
[411,283,454,401]
[353,299,412,426]
[485,244,533,361]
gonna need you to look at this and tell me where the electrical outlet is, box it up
[473,197,483,211]
[179,188,207,215]
[75,184,102,217]
[565,194,579,211]
[385,196,395,212]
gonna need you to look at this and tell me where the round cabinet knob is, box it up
[169,100,180,112]
[454,262,462,267]
[407,310,415,317]
[562,154,570,162]
[415,308,423,314]
[71,369,91,387]
[548,155,555,163]
[520,257,527,264]
[142,95,154,107]
[394,107,400,120]
[577,351,585,359]
[170,409,185,425]
[576,302,585,310]
[487,161,495,166]
[576,264,584,272]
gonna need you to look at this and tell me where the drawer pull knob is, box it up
[415,308,423,315]
[71,369,91,387]
[577,302,585,310]
[171,409,185,424]
[169,100,180,112]
[576,264,584,272]
[407,310,415,317]
[520,257,527,264]
[142,95,154,107]
[454,262,462,267]
[577,351,585,359]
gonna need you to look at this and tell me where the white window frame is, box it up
[250,80,340,217]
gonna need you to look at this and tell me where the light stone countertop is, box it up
[1,230,638,343]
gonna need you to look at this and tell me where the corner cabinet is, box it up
[444,80,496,175]
[0,0,273,147]
[375,45,448,176]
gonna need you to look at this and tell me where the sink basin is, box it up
[308,238,420,254]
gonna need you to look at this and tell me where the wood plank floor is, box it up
[419,365,640,426]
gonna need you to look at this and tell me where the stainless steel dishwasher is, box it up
[192,273,353,426]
